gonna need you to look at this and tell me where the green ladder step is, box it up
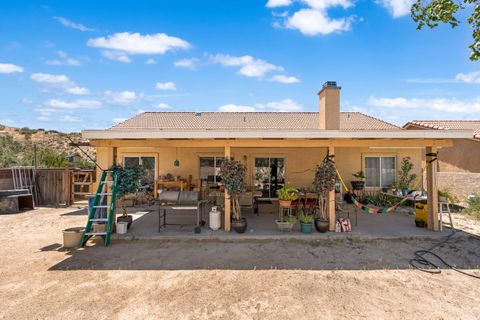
[80,169,118,247]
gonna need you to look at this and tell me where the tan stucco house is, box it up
[82,81,471,232]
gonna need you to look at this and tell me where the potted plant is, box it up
[351,170,366,191]
[218,158,248,233]
[110,164,144,229]
[312,159,337,233]
[276,184,299,207]
[276,213,297,232]
[299,210,313,234]
[397,157,417,196]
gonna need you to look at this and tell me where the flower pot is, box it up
[232,217,247,233]
[314,218,329,233]
[300,222,313,234]
[351,181,365,191]
[279,200,292,207]
[62,227,84,248]
[117,215,133,229]
[275,220,294,232]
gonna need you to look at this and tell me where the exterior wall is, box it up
[404,125,480,173]
[438,172,480,202]
[97,144,424,192]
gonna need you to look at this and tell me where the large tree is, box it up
[411,0,480,60]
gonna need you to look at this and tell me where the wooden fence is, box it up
[0,168,95,207]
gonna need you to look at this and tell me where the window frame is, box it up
[198,155,225,185]
[363,154,397,188]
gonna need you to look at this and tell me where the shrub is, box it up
[397,157,417,190]
[462,194,480,220]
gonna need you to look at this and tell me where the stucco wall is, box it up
[438,172,480,202]
[105,145,423,191]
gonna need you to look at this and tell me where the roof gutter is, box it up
[82,129,473,140]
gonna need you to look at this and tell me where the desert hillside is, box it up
[0,124,95,167]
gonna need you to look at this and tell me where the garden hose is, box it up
[409,229,480,279]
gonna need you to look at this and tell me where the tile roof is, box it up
[404,120,480,140]
[109,112,401,131]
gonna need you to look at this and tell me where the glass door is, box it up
[254,157,285,198]
[124,156,156,185]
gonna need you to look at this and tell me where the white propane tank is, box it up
[209,206,221,230]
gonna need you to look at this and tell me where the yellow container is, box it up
[414,202,428,227]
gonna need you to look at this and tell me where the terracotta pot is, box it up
[279,200,292,207]
[232,217,248,233]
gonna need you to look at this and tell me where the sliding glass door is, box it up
[254,157,285,198]
[124,156,156,184]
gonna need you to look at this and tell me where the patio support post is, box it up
[328,145,336,231]
[426,146,439,231]
[224,145,231,231]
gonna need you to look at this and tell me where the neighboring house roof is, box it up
[109,112,401,131]
[404,120,480,141]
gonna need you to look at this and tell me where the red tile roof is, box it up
[404,120,480,140]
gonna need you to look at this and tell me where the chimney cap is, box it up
[318,81,341,94]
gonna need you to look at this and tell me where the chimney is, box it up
[318,81,341,130]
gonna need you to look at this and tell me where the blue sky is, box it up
[0,0,479,132]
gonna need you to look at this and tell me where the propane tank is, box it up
[209,206,221,230]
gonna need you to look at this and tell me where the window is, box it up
[123,156,156,184]
[254,157,285,198]
[364,156,396,188]
[199,156,224,185]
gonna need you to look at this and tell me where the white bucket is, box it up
[116,221,128,234]
[63,227,84,248]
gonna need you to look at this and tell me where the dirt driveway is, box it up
[0,206,479,319]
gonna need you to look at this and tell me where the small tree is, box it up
[312,160,337,221]
[110,165,144,217]
[397,157,417,190]
[218,158,246,221]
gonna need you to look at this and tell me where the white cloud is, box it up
[286,8,353,35]
[46,50,81,66]
[44,99,101,109]
[101,50,131,63]
[377,0,415,18]
[87,32,190,62]
[0,63,24,74]
[211,54,283,78]
[60,115,82,122]
[30,73,89,95]
[368,96,480,113]
[156,103,172,109]
[270,74,300,83]
[113,118,127,124]
[174,58,199,70]
[219,104,257,112]
[155,81,176,91]
[104,90,139,105]
[455,71,480,84]
[53,16,94,32]
[219,99,303,112]
[267,0,354,36]
[266,0,293,7]
[145,58,157,65]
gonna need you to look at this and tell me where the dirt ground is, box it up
[1,207,480,320]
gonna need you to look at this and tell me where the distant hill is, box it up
[0,124,95,167]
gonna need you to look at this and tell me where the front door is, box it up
[254,157,285,198]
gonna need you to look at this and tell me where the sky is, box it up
[0,0,479,132]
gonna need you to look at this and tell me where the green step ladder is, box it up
[80,170,118,247]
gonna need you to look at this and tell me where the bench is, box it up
[0,189,34,214]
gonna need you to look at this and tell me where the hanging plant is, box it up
[312,159,337,221]
[218,158,246,221]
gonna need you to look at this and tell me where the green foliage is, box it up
[110,165,145,216]
[299,211,313,224]
[411,0,480,60]
[19,127,38,135]
[276,184,299,201]
[312,160,337,220]
[462,193,480,220]
[359,191,401,207]
[397,157,417,190]
[353,170,365,180]
[438,189,459,203]
[37,148,70,167]
[218,158,247,197]
[0,135,31,167]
